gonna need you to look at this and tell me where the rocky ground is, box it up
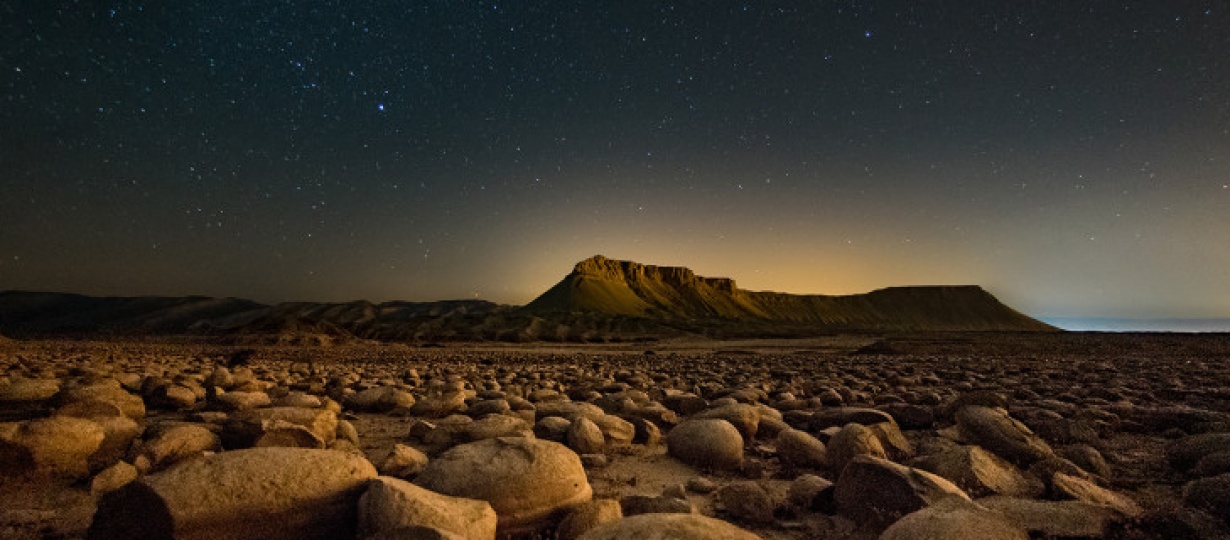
[1,332,1229,539]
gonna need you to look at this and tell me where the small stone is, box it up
[775,428,827,469]
[568,417,606,454]
[717,481,775,524]
[619,494,695,516]
[380,443,430,478]
[91,460,139,496]
[787,474,833,508]
[686,476,718,494]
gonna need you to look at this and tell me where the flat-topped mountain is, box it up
[0,255,1055,341]
[525,255,1055,331]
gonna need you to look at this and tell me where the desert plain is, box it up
[2,331,1229,539]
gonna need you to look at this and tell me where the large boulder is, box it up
[955,406,1054,467]
[0,416,105,479]
[89,447,377,540]
[834,455,970,525]
[667,419,744,471]
[358,476,497,540]
[415,437,592,535]
[576,513,761,540]
[979,496,1130,538]
[880,498,1029,540]
[910,445,1043,498]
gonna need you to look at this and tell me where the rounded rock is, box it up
[576,513,761,540]
[415,437,592,535]
[89,447,378,540]
[667,419,744,472]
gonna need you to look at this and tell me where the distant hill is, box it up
[525,255,1056,332]
[0,256,1055,342]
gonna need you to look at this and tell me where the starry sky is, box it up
[2,1,1228,320]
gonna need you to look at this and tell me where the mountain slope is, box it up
[524,255,1056,331]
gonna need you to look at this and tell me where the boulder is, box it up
[1167,433,1230,472]
[557,498,623,540]
[87,414,142,471]
[695,403,760,440]
[224,406,338,448]
[410,391,467,418]
[592,414,635,446]
[463,414,533,442]
[955,406,1054,467]
[1051,472,1143,517]
[0,416,104,479]
[826,423,887,474]
[717,481,775,524]
[667,419,744,471]
[834,455,970,525]
[415,437,592,535]
[576,513,761,540]
[91,460,139,496]
[140,423,221,472]
[880,498,1028,540]
[568,417,606,454]
[55,382,145,420]
[775,428,827,469]
[212,391,271,412]
[1183,473,1230,523]
[358,476,497,540]
[810,407,897,430]
[620,494,694,516]
[89,447,378,540]
[979,496,1128,538]
[348,386,416,413]
[910,445,1043,498]
[787,474,833,508]
[380,443,430,478]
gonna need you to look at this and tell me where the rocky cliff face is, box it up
[524,256,1056,332]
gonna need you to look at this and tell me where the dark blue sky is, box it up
[2,1,1228,318]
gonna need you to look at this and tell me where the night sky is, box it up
[2,1,1228,320]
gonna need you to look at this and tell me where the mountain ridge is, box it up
[0,255,1056,341]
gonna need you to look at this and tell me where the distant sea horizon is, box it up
[1040,317,1230,333]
